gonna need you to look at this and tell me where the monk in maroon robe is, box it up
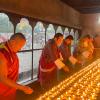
[59,35,73,65]
[38,33,69,88]
[74,35,94,66]
[59,35,81,73]
[0,33,33,100]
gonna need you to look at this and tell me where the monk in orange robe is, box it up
[0,33,33,100]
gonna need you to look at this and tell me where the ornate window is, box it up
[46,24,55,41]
[16,18,32,50]
[17,52,32,83]
[33,50,42,79]
[64,27,69,38]
[33,22,45,49]
[56,26,63,34]
[70,29,75,55]
[75,30,79,44]
[0,13,14,43]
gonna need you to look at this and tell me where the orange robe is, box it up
[0,42,19,100]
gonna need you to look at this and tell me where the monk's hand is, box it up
[21,86,33,94]
[63,66,69,72]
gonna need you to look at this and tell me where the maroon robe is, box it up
[0,42,19,99]
[59,41,71,64]
[38,39,60,87]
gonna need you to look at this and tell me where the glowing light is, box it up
[36,59,100,100]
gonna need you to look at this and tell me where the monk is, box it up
[38,33,69,88]
[74,34,94,66]
[0,33,33,100]
[59,35,81,77]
